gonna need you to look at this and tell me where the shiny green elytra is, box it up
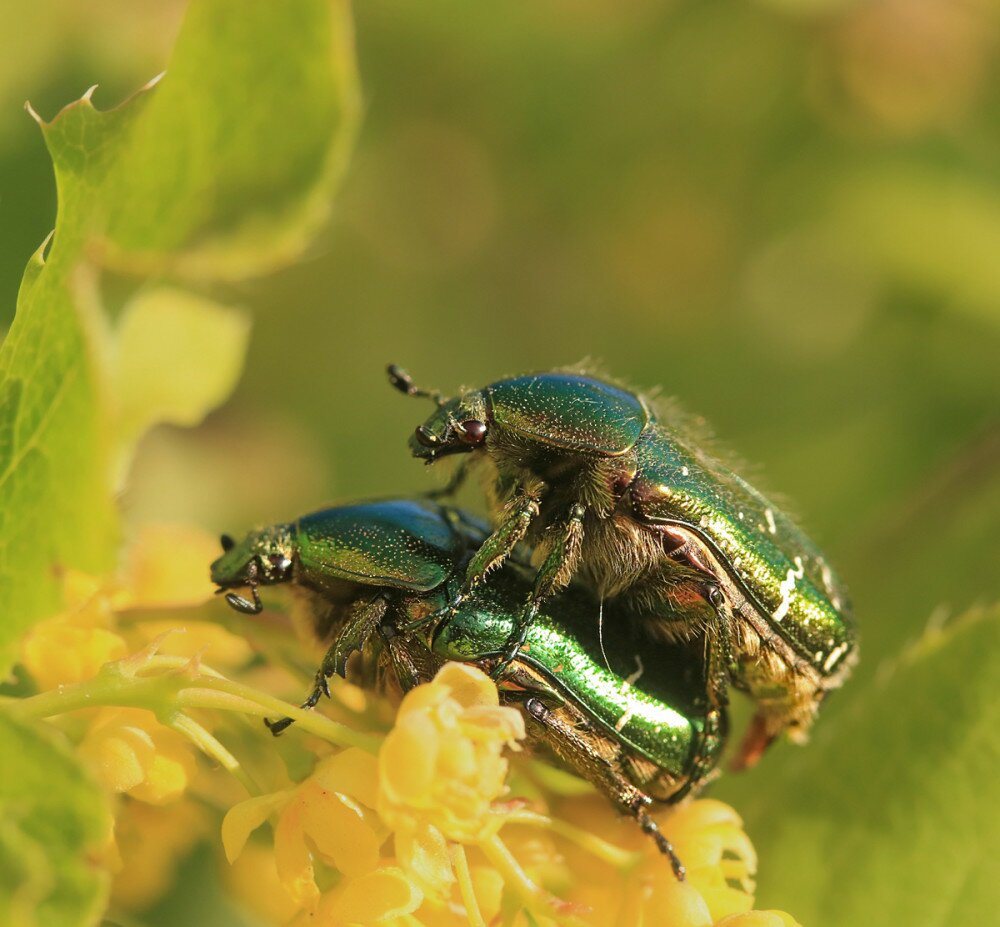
[211,498,725,878]
[389,366,857,766]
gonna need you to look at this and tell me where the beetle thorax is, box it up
[485,432,633,516]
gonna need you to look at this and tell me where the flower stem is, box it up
[506,808,640,871]
[480,834,588,927]
[178,680,382,753]
[169,712,259,796]
[452,843,487,927]
[7,653,382,754]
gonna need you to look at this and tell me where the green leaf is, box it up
[112,288,251,483]
[0,0,360,673]
[0,712,112,927]
[741,604,1000,926]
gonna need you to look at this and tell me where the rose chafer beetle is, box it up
[211,498,727,878]
[388,365,857,766]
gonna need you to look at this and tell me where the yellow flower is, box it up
[128,617,254,669]
[224,747,388,911]
[219,663,804,927]
[224,841,303,926]
[20,569,129,689]
[21,620,129,691]
[109,798,209,912]
[377,663,525,899]
[667,800,757,921]
[20,524,220,690]
[79,707,198,804]
[286,868,424,927]
[378,662,526,840]
[716,913,803,927]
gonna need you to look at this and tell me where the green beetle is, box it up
[389,365,856,766]
[211,499,727,878]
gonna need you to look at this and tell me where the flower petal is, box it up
[301,784,383,877]
[325,866,423,924]
[222,790,293,864]
[312,747,380,809]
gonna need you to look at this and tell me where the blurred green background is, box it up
[3,0,999,918]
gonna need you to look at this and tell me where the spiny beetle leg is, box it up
[491,503,586,678]
[489,608,535,679]
[632,800,686,881]
[413,488,542,632]
[704,584,734,714]
[460,488,540,587]
[328,596,388,679]
[263,647,356,737]
[523,695,686,880]
[264,716,295,736]
[382,629,423,693]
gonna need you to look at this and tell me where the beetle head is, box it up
[210,524,295,614]
[388,364,489,462]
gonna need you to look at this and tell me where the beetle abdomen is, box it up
[629,428,855,678]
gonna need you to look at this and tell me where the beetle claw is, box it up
[224,588,262,615]
[264,716,294,737]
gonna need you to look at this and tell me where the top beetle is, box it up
[389,365,856,764]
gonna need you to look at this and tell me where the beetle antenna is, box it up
[387,364,447,408]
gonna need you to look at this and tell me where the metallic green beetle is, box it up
[389,365,856,766]
[211,499,727,878]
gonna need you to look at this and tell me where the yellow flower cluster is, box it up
[15,527,804,927]
[222,663,803,927]
[224,664,528,924]
[15,524,252,913]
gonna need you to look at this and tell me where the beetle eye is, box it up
[458,420,487,446]
[268,553,287,567]
[220,534,235,552]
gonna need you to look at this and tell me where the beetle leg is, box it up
[682,705,728,796]
[633,801,686,880]
[262,670,329,736]
[386,363,447,407]
[327,595,390,679]
[702,582,734,713]
[381,626,424,693]
[494,662,565,704]
[491,503,586,677]
[522,696,685,880]
[264,597,389,736]
[430,487,541,621]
